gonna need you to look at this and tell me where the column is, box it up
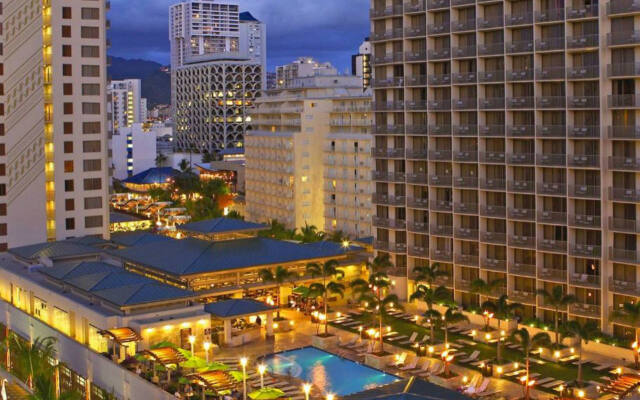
[266,313,274,337]
[223,319,232,345]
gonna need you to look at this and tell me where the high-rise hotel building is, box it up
[370,0,640,337]
[0,0,110,248]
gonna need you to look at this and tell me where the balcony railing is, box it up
[536,124,566,137]
[454,202,478,213]
[537,210,567,223]
[455,254,479,266]
[506,69,534,82]
[535,66,565,80]
[427,0,450,9]
[609,126,640,139]
[478,71,505,83]
[430,175,453,186]
[370,5,404,17]
[429,149,452,160]
[608,62,640,77]
[535,7,565,22]
[567,34,599,49]
[374,52,405,64]
[406,125,428,135]
[452,71,477,83]
[507,152,535,164]
[507,180,535,193]
[508,235,536,248]
[568,96,599,109]
[453,151,478,162]
[536,153,566,166]
[427,74,449,85]
[407,100,427,111]
[506,40,534,54]
[406,149,428,159]
[567,65,599,79]
[568,154,599,167]
[452,98,478,110]
[481,258,507,272]
[509,262,536,276]
[536,96,566,108]
[566,4,599,18]
[609,94,640,108]
[538,182,567,195]
[507,96,534,108]
[372,148,405,158]
[407,75,428,86]
[507,125,535,136]
[609,278,640,297]
[539,239,568,252]
[431,248,453,261]
[609,187,640,202]
[409,246,429,258]
[478,42,504,55]
[406,51,427,62]
[505,12,533,25]
[568,184,600,198]
[454,176,478,188]
[374,240,407,253]
[479,152,505,163]
[373,124,405,134]
[570,244,602,258]
[608,0,640,15]
[427,48,451,60]
[431,224,454,236]
[372,193,406,206]
[568,125,599,138]
[453,125,477,136]
[430,199,453,211]
[372,170,405,182]
[406,172,428,184]
[607,31,640,46]
[451,19,476,32]
[508,290,537,304]
[451,0,474,5]
[609,217,640,233]
[452,45,477,58]
[477,16,504,29]
[479,97,506,109]
[407,197,429,209]
[569,303,601,318]
[569,214,601,228]
[427,22,450,35]
[480,204,506,217]
[404,0,427,13]
[371,28,404,41]
[427,99,451,111]
[455,279,473,291]
[610,156,640,171]
[539,268,567,282]
[405,26,427,37]
[429,125,452,136]
[480,232,507,244]
[372,76,404,87]
[535,37,565,51]
[372,216,406,229]
[480,125,505,136]
[610,247,640,263]
[372,101,404,111]
[407,221,429,233]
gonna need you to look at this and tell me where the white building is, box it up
[276,57,338,88]
[108,79,147,133]
[111,123,159,180]
[0,0,110,248]
[352,38,372,91]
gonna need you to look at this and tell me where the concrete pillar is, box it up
[266,313,274,337]
[223,319,232,345]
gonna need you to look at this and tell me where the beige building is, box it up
[0,0,110,248]
[370,0,640,339]
[245,74,373,238]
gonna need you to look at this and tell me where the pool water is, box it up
[262,346,399,395]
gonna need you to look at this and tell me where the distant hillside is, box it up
[108,56,170,107]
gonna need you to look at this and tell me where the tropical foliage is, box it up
[510,329,551,400]
[306,260,345,335]
[536,285,577,348]
[409,284,450,344]
[441,306,469,345]
[561,320,600,387]
[258,266,296,318]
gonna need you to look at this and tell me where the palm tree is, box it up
[350,254,400,353]
[258,266,295,318]
[536,286,577,348]
[29,374,82,400]
[300,223,324,243]
[9,336,57,389]
[471,278,506,297]
[306,260,345,335]
[178,158,193,174]
[410,284,450,343]
[493,295,522,363]
[412,262,448,286]
[510,328,551,400]
[155,153,168,167]
[327,230,347,243]
[442,306,469,345]
[611,301,640,368]
[561,320,600,387]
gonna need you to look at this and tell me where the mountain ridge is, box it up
[108,56,170,107]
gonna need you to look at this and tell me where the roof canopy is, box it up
[178,218,267,235]
[122,167,180,185]
[142,347,187,366]
[99,327,142,344]
[342,377,473,400]
[204,299,276,319]
[188,370,237,393]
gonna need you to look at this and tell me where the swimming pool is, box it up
[262,346,399,395]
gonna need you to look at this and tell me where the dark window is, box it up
[62,7,72,19]
[84,215,103,228]
[0,223,7,236]
[0,204,6,216]
[62,64,72,76]
[63,141,73,153]
[63,83,73,95]
[82,121,100,134]
[63,102,73,114]
[64,122,73,134]
[62,44,72,57]
[83,178,101,190]
[80,26,99,38]
[65,199,75,211]
[0,184,6,196]
[65,218,75,230]
[64,160,74,173]
[64,180,74,192]
[0,144,6,156]
[62,25,71,37]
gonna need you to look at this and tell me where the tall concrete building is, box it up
[169,1,265,154]
[0,0,110,248]
[245,74,373,238]
[108,79,147,132]
[370,0,640,338]
[276,57,338,88]
[352,38,373,90]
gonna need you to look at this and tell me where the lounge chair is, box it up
[399,332,419,345]
[460,374,482,392]
[542,380,565,388]
[464,378,490,396]
[338,336,357,348]
[417,334,429,345]
[476,388,501,398]
[407,360,431,375]
[417,361,439,377]
[387,335,408,342]
[399,357,419,371]
[459,350,480,363]
[536,377,555,385]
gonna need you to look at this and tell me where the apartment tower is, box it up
[370,0,640,338]
[108,79,147,132]
[0,0,110,248]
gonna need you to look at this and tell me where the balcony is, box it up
[567,65,599,79]
[407,221,429,233]
[372,76,404,88]
[451,0,474,5]
[569,303,601,318]
[535,8,565,22]
[453,125,477,136]
[455,254,479,266]
[535,37,565,51]
[428,48,451,60]
[409,246,429,258]
[568,154,599,167]
[568,96,599,109]
[569,214,601,228]
[506,40,534,54]
[430,224,454,236]
[536,153,566,166]
[567,34,599,49]
[608,126,640,139]
[536,96,566,108]
[370,5,404,17]
[537,210,567,224]
[607,31,640,46]
[609,217,640,233]
[568,125,599,138]
[372,170,405,182]
[406,50,427,62]
[508,290,537,304]
[455,227,479,240]
[427,74,450,86]
[608,0,640,15]
[568,184,600,198]
[507,125,535,136]
[610,247,640,263]
[478,71,505,83]
[479,125,505,137]
[478,42,504,56]
[373,124,405,134]
[429,149,452,160]
[569,244,602,258]
[427,99,451,111]
[374,240,407,253]
[452,71,477,83]
[371,28,404,42]
[536,124,566,137]
[479,152,505,163]
[372,193,406,206]
[479,97,505,110]
[480,204,506,217]
[609,278,640,297]
[405,26,427,38]
[406,149,428,159]
[452,45,477,58]
[430,199,453,211]
[538,182,567,195]
[538,239,568,252]
[506,96,534,109]
[481,258,507,272]
[406,75,428,86]
[566,4,599,19]
[452,98,478,110]
[505,12,533,25]
[406,172,428,184]
[372,216,406,230]
[539,268,567,282]
[454,202,478,213]
[451,19,476,32]
[535,66,565,80]
[480,232,507,244]
[609,94,640,108]
[454,176,478,188]
[455,279,473,292]
[508,234,536,248]
[407,100,428,111]
[509,262,536,277]
[429,125,452,136]
[507,152,535,164]
[453,150,478,162]
[477,16,504,29]
[608,62,640,77]
[372,101,404,111]
[427,22,450,35]
[427,0,450,9]
[407,197,429,209]
[506,69,534,82]
[507,180,535,193]
[404,0,427,13]
[372,147,405,158]
[609,187,640,202]
[374,52,404,64]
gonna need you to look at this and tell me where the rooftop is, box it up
[121,167,180,185]
[204,298,275,318]
[10,239,104,262]
[178,218,266,235]
[110,212,144,224]
[343,378,471,400]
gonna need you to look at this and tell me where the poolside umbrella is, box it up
[248,388,286,399]
[229,370,246,382]
[292,286,310,297]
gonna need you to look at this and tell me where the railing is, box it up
[508,235,536,248]
[568,125,599,138]
[570,244,602,258]
[608,0,640,15]
[608,62,640,77]
[505,12,533,25]
[567,34,599,48]
[407,197,429,209]
[507,180,535,193]
[507,125,535,136]
[509,262,537,276]
[427,0,450,9]
[479,125,505,136]
[372,193,406,206]
[508,290,537,304]
[537,210,567,223]
[569,214,601,228]
[371,148,405,158]
[507,152,535,164]
[372,101,404,111]
[507,96,534,108]
[506,41,534,54]
[373,124,405,134]
[373,52,404,64]
[454,176,478,188]
[608,94,640,108]
[451,19,476,32]
[404,0,426,12]
[539,268,567,282]
[609,156,640,171]
[536,153,566,166]
[536,96,566,108]
[477,15,503,29]
[452,71,477,83]
[481,258,507,271]
[427,22,450,35]
[480,232,507,244]
[405,26,427,37]
[535,37,565,51]
[535,8,565,21]
[479,152,505,163]
[609,187,640,202]
[370,5,404,17]
[427,48,451,60]
[427,74,449,85]
[406,149,428,159]
[480,204,506,217]
[455,254,479,266]
[407,221,429,233]
[536,66,565,80]
[406,172,428,183]
[430,224,454,236]
[479,97,505,109]
[372,170,405,182]
[409,246,429,258]
[478,42,504,56]
[569,303,601,318]
[431,248,453,261]
[374,240,407,253]
[538,182,567,195]
[454,202,478,214]
[371,28,404,41]
[453,125,477,136]
[607,31,640,46]
[372,216,406,230]
[455,279,474,292]
[536,124,566,137]
[428,125,452,135]
[427,99,451,110]
[406,125,428,135]
[567,65,599,79]
[430,175,453,186]
[609,247,640,263]
[430,199,453,211]
[453,151,478,162]
[405,51,427,62]
[568,184,600,198]
[538,239,567,252]
[609,277,640,297]
[567,4,599,18]
[452,98,477,110]
[609,217,640,233]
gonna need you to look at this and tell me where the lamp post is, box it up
[302,383,312,400]
[240,357,248,400]
[258,364,266,388]
[203,342,211,363]
[326,394,335,400]
[188,335,196,355]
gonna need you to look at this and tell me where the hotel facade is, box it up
[370,0,640,338]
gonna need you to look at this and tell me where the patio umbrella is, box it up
[292,286,309,296]
[229,370,246,382]
[248,388,286,399]
[150,341,177,349]
[198,362,229,372]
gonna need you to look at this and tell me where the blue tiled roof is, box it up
[204,299,275,318]
[220,147,245,155]
[10,240,102,261]
[239,11,258,22]
[110,212,142,224]
[39,261,195,307]
[112,237,355,277]
[343,379,471,400]
[179,217,266,235]
[110,231,174,247]
[121,167,180,185]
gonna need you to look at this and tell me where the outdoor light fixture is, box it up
[302,383,312,400]
[240,357,248,400]
[258,364,267,388]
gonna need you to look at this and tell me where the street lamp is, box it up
[302,383,312,400]
[257,364,267,388]
[240,357,248,400]
[326,394,335,400]
[188,335,196,355]
[203,342,211,363]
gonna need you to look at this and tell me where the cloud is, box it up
[108,0,370,71]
